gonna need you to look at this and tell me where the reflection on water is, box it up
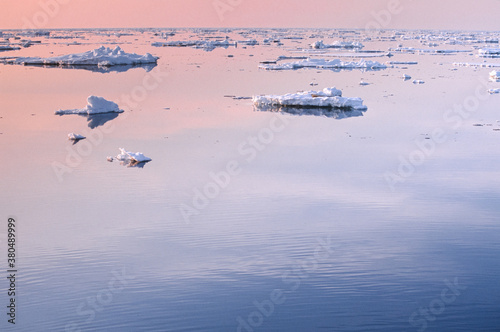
[254,105,366,119]
[1,27,500,332]
[86,112,121,129]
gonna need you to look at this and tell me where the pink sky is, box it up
[1,0,500,30]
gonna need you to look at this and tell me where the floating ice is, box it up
[490,70,500,81]
[152,37,236,51]
[453,62,500,68]
[7,46,158,67]
[116,148,152,163]
[68,133,86,140]
[478,48,500,58]
[412,80,425,84]
[311,40,364,49]
[259,58,387,71]
[0,45,21,52]
[359,81,370,86]
[253,87,367,110]
[487,89,500,94]
[402,74,412,80]
[55,96,124,115]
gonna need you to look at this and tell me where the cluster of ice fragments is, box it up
[259,58,387,70]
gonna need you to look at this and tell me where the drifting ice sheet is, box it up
[152,37,236,51]
[253,87,367,110]
[259,58,387,70]
[8,46,158,66]
[55,96,124,115]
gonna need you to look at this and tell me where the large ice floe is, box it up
[55,96,124,115]
[311,40,364,49]
[259,58,387,71]
[6,46,158,67]
[253,87,368,115]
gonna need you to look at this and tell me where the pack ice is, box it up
[8,46,158,67]
[55,96,124,115]
[253,87,367,110]
[259,58,387,70]
[311,40,364,49]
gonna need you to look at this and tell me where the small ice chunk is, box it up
[253,87,367,110]
[116,148,152,163]
[487,88,500,94]
[359,81,370,86]
[107,156,114,162]
[55,96,124,115]
[412,80,425,84]
[490,70,500,81]
[402,74,412,80]
[68,133,86,140]
[311,40,364,49]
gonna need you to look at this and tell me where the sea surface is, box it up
[1,28,500,331]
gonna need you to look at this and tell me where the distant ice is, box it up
[55,96,124,115]
[402,74,412,80]
[253,87,367,110]
[478,48,500,58]
[0,45,21,52]
[152,37,236,51]
[487,89,500,94]
[6,46,158,67]
[412,80,425,84]
[453,62,500,68]
[259,58,387,71]
[311,40,364,49]
[490,70,500,82]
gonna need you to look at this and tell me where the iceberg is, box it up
[55,96,124,115]
[253,87,367,110]
[7,46,158,67]
[259,58,387,71]
[311,40,364,49]
[116,148,152,164]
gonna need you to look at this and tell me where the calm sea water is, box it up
[1,28,500,331]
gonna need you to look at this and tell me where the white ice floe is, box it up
[387,61,418,65]
[490,70,500,81]
[478,48,500,57]
[253,87,367,110]
[259,58,387,70]
[359,81,370,86]
[412,80,425,84]
[0,45,21,51]
[453,62,500,68]
[402,74,412,80]
[311,40,364,49]
[116,148,152,163]
[68,133,86,140]
[152,37,236,51]
[8,46,158,66]
[487,89,500,94]
[55,96,124,115]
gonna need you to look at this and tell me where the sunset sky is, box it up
[1,0,500,31]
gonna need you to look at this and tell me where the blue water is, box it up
[1,28,499,331]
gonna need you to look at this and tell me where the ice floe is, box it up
[259,58,387,71]
[116,148,152,165]
[490,70,500,82]
[453,62,500,68]
[55,96,124,115]
[5,46,158,67]
[478,48,500,58]
[487,89,500,94]
[402,74,412,80]
[311,40,364,49]
[412,80,425,84]
[253,87,367,110]
[152,37,236,51]
[68,133,86,140]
